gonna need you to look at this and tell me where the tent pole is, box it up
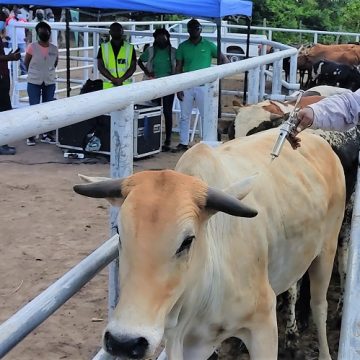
[65,9,71,97]
[216,18,222,121]
[243,16,251,105]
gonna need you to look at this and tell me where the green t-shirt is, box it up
[176,38,217,72]
[139,47,172,78]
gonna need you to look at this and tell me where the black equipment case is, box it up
[56,105,162,158]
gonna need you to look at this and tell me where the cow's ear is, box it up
[74,175,124,207]
[78,174,112,183]
[224,174,257,201]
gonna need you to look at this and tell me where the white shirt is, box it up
[309,89,360,131]
[6,18,26,45]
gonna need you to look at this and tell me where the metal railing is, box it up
[9,20,300,107]
[338,160,360,360]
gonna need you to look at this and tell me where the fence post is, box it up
[108,105,134,316]
[93,31,99,79]
[289,54,298,95]
[259,43,267,100]
[272,50,283,96]
[338,161,360,360]
[247,67,260,104]
[83,28,89,80]
[202,79,219,142]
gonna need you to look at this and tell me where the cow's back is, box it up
[176,129,345,295]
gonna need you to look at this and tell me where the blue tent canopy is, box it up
[9,0,253,18]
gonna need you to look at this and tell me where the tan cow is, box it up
[74,129,345,360]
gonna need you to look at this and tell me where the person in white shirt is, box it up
[289,89,360,148]
[6,10,27,74]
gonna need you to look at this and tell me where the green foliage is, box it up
[251,0,359,44]
[340,0,360,32]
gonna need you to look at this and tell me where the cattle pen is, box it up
[0,31,359,360]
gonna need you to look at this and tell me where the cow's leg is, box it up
[246,287,278,359]
[284,282,299,351]
[308,251,335,360]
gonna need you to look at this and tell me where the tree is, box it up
[340,0,360,32]
[251,0,351,44]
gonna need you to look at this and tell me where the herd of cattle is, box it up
[73,83,357,359]
[292,43,360,90]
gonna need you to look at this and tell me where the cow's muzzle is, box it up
[104,331,149,359]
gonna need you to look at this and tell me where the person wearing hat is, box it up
[97,22,136,89]
[173,18,228,152]
[138,28,176,151]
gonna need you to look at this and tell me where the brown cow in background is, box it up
[298,44,360,88]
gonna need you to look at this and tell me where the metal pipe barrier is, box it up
[10,20,300,107]
[338,158,360,360]
[0,48,296,146]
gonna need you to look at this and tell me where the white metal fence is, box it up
[9,19,303,109]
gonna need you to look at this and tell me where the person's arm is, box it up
[54,47,58,68]
[97,57,116,83]
[175,59,184,101]
[210,42,229,64]
[24,52,31,69]
[137,57,147,72]
[96,45,117,84]
[138,48,154,79]
[175,45,184,100]
[0,50,20,62]
[24,44,32,70]
[220,52,229,64]
[288,89,360,150]
[298,90,360,132]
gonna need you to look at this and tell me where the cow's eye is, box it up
[175,235,195,256]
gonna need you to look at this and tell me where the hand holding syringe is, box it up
[270,91,304,160]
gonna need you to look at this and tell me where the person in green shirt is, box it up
[173,18,228,152]
[138,28,176,151]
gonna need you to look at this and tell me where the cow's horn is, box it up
[206,187,258,218]
[73,179,123,198]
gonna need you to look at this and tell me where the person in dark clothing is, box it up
[138,28,176,151]
[0,11,20,155]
